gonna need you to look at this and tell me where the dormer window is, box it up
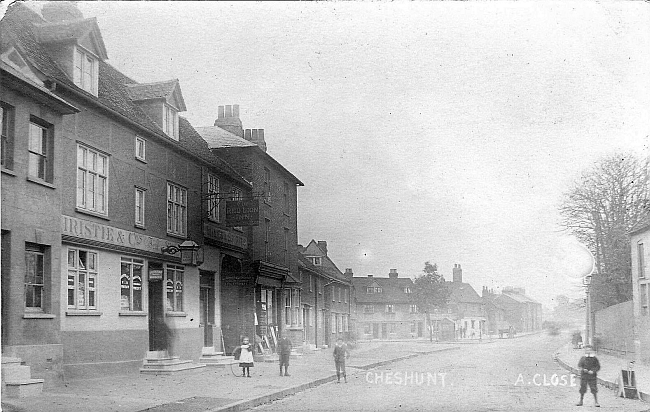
[308,257,321,266]
[163,104,179,140]
[73,47,98,96]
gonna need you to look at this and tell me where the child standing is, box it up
[278,335,292,376]
[333,337,349,383]
[238,337,254,378]
[576,345,600,407]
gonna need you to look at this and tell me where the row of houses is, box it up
[1,1,360,386]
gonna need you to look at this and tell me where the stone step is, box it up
[4,379,44,398]
[2,364,32,382]
[141,359,194,370]
[1,357,23,366]
[199,356,237,367]
[139,362,206,375]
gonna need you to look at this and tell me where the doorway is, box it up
[148,263,166,351]
[199,271,215,347]
[418,321,423,338]
[372,323,379,339]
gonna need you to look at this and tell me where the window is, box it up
[77,144,108,214]
[207,174,220,222]
[283,228,289,266]
[471,320,475,329]
[338,287,342,302]
[264,168,271,202]
[410,304,418,314]
[344,314,349,332]
[25,244,45,311]
[332,286,336,302]
[319,278,323,295]
[404,287,412,294]
[231,187,243,231]
[337,314,343,332]
[135,188,145,227]
[73,47,98,95]
[309,308,314,326]
[135,136,146,161]
[389,323,396,333]
[29,119,52,182]
[284,289,291,326]
[309,257,322,266]
[367,286,382,294]
[641,283,649,316]
[67,248,98,311]
[309,274,313,292]
[344,288,348,303]
[120,258,143,311]
[386,304,395,313]
[283,182,290,214]
[163,104,179,140]
[1,102,14,170]
[331,313,336,334]
[364,323,371,334]
[264,218,271,262]
[411,321,417,334]
[639,243,645,279]
[364,304,375,314]
[166,264,184,312]
[293,289,300,326]
[167,182,187,236]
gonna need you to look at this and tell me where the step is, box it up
[1,357,22,366]
[4,379,44,398]
[199,356,237,367]
[139,362,206,375]
[2,364,32,382]
[143,356,181,364]
[201,347,224,356]
[141,359,194,370]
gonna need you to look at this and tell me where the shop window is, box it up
[77,144,108,215]
[166,264,184,312]
[1,102,14,170]
[67,248,98,311]
[120,258,143,311]
[25,243,47,312]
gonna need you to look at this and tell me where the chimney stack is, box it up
[245,128,267,152]
[389,269,398,279]
[367,274,373,278]
[452,263,462,283]
[42,2,84,22]
[317,241,328,256]
[214,104,243,138]
[344,268,353,280]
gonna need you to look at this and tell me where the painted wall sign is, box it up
[62,215,174,254]
[225,199,260,227]
[203,223,247,250]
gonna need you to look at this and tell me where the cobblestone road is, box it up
[252,333,648,412]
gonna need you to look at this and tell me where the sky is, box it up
[17,1,650,308]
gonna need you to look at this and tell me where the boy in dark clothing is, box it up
[576,345,601,407]
[278,335,292,376]
[333,338,349,383]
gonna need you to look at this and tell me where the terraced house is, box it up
[1,2,253,385]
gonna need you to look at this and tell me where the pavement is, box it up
[555,336,650,403]
[1,340,462,412]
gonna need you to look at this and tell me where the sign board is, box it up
[618,369,639,399]
[149,269,163,281]
[225,199,260,227]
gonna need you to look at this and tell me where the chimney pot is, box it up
[389,269,398,279]
[233,104,239,118]
[225,105,232,117]
[218,106,224,119]
[244,129,252,141]
[368,274,373,278]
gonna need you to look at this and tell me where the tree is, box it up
[560,152,649,309]
[411,261,451,342]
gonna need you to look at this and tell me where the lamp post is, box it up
[584,274,592,347]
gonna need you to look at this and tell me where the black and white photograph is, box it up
[1,1,649,411]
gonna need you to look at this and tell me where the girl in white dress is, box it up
[238,337,254,377]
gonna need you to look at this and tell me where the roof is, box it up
[34,17,108,59]
[352,276,415,304]
[298,254,349,285]
[196,125,304,186]
[195,126,257,148]
[630,212,650,235]
[447,281,483,304]
[2,3,249,188]
[501,291,541,305]
[126,79,187,111]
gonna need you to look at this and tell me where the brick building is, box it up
[1,2,253,383]
[482,286,543,335]
[352,270,425,340]
[196,109,303,352]
[631,212,650,364]
[298,240,352,347]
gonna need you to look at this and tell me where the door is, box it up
[199,271,215,347]
[381,323,388,339]
[417,321,423,338]
[148,270,166,351]
[372,323,379,339]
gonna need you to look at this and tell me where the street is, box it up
[252,333,647,412]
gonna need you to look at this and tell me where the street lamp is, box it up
[161,240,204,266]
[584,274,593,346]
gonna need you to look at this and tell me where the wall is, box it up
[594,300,635,357]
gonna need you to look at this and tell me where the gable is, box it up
[1,46,43,86]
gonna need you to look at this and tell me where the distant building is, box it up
[631,212,650,364]
[483,286,543,334]
[352,270,425,340]
[446,264,485,339]
[298,240,352,347]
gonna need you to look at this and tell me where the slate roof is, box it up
[352,276,415,304]
[630,212,650,235]
[501,291,541,305]
[2,2,250,188]
[446,281,483,304]
[298,254,349,285]
[195,126,257,149]
[126,79,187,111]
[34,17,108,59]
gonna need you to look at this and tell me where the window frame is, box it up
[264,218,271,262]
[1,102,15,170]
[28,118,53,183]
[73,46,98,96]
[77,143,109,215]
[386,304,395,313]
[25,243,45,312]
[135,136,146,162]
[167,182,187,237]
[67,248,98,311]
[120,257,144,312]
[162,103,179,140]
[410,304,418,314]
[165,264,184,312]
[263,167,271,203]
[135,187,145,228]
[639,243,645,279]
[207,174,220,222]
[364,304,375,314]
